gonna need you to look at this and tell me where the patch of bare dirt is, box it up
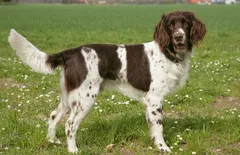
[105,145,136,155]
[37,114,48,121]
[0,78,27,88]
[212,141,240,155]
[163,110,183,119]
[104,140,151,155]
[118,148,136,155]
[213,96,240,110]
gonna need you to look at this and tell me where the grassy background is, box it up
[0,4,240,155]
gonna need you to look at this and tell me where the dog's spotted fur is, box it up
[8,11,206,153]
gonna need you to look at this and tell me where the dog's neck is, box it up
[163,48,183,64]
[161,45,191,65]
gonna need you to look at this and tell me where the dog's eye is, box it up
[181,18,189,28]
[183,23,188,28]
[170,20,175,25]
[168,19,175,26]
[181,18,186,23]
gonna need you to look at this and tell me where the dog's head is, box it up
[153,11,206,53]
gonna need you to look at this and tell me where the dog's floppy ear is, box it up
[153,14,170,50]
[189,13,207,46]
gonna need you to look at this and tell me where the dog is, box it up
[8,11,206,153]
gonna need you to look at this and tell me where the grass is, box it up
[0,4,240,155]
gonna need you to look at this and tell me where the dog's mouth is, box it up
[174,43,186,52]
[176,43,185,49]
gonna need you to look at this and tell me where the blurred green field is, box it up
[0,4,240,155]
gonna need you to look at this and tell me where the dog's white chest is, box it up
[144,41,190,93]
[165,60,189,91]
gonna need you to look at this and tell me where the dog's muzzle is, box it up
[173,28,185,44]
[173,28,186,52]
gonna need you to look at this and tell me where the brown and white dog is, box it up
[8,11,206,153]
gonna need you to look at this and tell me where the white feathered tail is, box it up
[8,29,55,74]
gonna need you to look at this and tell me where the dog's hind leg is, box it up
[47,70,69,143]
[47,99,69,143]
[65,79,102,153]
[63,46,103,153]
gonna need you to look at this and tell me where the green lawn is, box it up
[0,4,240,155]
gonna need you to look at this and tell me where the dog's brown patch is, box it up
[85,44,121,80]
[59,47,88,92]
[126,44,151,92]
[48,44,121,92]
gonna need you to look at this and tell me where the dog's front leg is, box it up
[144,94,171,153]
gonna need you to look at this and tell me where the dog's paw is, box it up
[55,139,62,144]
[48,139,55,143]
[68,146,78,154]
[47,138,62,144]
[158,143,171,153]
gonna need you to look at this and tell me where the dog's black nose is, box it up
[174,34,183,41]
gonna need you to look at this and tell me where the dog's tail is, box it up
[8,29,65,74]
